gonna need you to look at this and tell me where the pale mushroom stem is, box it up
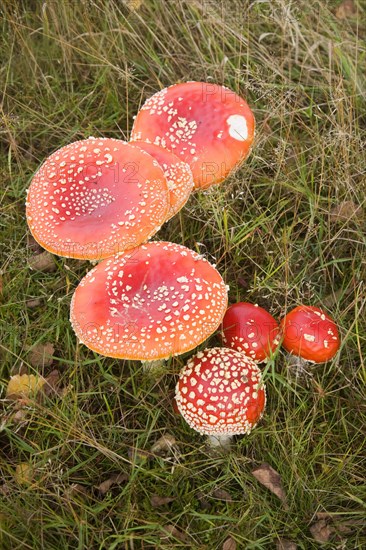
[207,434,233,450]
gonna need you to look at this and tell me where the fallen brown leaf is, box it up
[276,538,297,550]
[150,494,176,508]
[65,483,90,500]
[162,524,190,543]
[42,370,61,398]
[329,200,364,224]
[26,298,42,309]
[212,488,233,502]
[223,536,237,550]
[124,0,144,9]
[252,463,288,509]
[6,373,46,400]
[27,342,55,367]
[14,463,34,485]
[335,0,357,20]
[97,472,128,494]
[27,234,43,254]
[151,434,176,455]
[309,520,334,543]
[28,251,56,273]
[12,408,29,423]
[197,491,211,510]
[127,447,150,462]
[10,362,28,377]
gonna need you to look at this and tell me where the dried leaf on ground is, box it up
[10,362,28,377]
[14,463,34,485]
[335,0,357,20]
[28,251,56,272]
[12,408,29,423]
[150,494,176,508]
[27,342,55,367]
[27,234,43,254]
[329,201,364,224]
[65,484,90,500]
[162,524,190,543]
[309,520,334,543]
[276,538,297,550]
[127,447,150,462]
[212,488,233,502]
[151,434,176,455]
[223,536,237,550]
[97,473,128,494]
[42,370,61,397]
[6,374,46,400]
[124,0,144,10]
[197,491,211,510]
[0,484,10,496]
[252,463,289,509]
[26,298,42,309]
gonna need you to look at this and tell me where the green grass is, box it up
[1,0,365,548]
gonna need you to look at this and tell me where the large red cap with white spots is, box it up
[129,141,194,220]
[26,138,169,260]
[131,82,255,190]
[70,242,228,360]
[222,302,280,362]
[175,347,266,436]
[280,305,340,363]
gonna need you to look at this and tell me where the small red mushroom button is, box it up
[280,305,340,363]
[175,347,266,448]
[131,82,255,190]
[221,302,280,362]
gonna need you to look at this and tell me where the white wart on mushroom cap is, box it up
[26,138,170,260]
[175,347,266,436]
[70,242,228,360]
[131,81,255,189]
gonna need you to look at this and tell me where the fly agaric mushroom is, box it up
[175,347,266,449]
[129,141,194,220]
[221,302,280,362]
[280,305,340,363]
[26,138,169,260]
[131,81,255,190]
[70,242,228,362]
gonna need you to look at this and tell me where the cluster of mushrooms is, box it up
[26,81,340,449]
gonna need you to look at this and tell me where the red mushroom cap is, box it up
[280,305,340,363]
[129,141,193,220]
[26,138,169,260]
[131,82,255,190]
[221,302,280,362]
[175,347,266,436]
[70,242,228,361]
